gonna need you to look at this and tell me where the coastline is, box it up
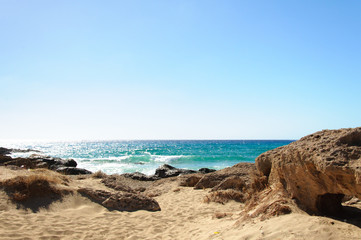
[1,128,361,239]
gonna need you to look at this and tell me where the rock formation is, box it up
[255,127,361,215]
[0,148,92,175]
[122,164,216,181]
[78,188,161,212]
[179,162,256,191]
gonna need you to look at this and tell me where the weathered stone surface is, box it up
[0,148,89,175]
[0,147,11,156]
[101,176,137,193]
[256,127,361,215]
[121,172,160,181]
[154,164,197,178]
[198,168,216,174]
[30,155,77,168]
[179,174,203,187]
[194,162,256,190]
[121,164,202,181]
[55,167,92,175]
[78,188,161,211]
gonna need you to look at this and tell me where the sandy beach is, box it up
[1,165,361,240]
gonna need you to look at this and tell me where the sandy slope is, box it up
[1,167,361,240]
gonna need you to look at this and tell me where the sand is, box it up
[1,167,361,240]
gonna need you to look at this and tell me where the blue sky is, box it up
[1,0,360,140]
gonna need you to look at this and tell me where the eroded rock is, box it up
[255,127,361,215]
[78,188,160,211]
[154,164,197,178]
[193,162,256,190]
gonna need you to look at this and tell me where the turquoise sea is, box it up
[3,140,293,175]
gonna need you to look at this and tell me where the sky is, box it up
[1,0,361,140]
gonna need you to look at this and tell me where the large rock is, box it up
[55,167,92,175]
[0,147,12,156]
[193,162,256,190]
[0,149,89,175]
[78,188,161,211]
[154,164,197,178]
[256,127,361,215]
[121,164,206,181]
[121,172,160,181]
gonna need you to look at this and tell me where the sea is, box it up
[2,140,293,175]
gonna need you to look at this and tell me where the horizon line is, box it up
[0,138,297,143]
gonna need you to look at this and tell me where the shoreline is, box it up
[1,127,361,239]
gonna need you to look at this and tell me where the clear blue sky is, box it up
[1,0,360,140]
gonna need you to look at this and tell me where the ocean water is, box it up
[3,140,292,175]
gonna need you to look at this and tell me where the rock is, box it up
[0,155,12,164]
[11,148,41,153]
[78,188,112,203]
[0,147,12,156]
[102,192,161,211]
[179,174,203,187]
[55,167,92,175]
[78,188,161,211]
[2,158,36,168]
[255,127,361,215]
[101,176,137,193]
[194,162,256,190]
[121,172,160,181]
[121,165,217,182]
[154,164,197,178]
[198,168,216,174]
[211,176,246,192]
[29,155,77,168]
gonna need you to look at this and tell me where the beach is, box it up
[1,166,361,240]
[1,127,361,239]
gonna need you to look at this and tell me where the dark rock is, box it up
[2,158,36,168]
[55,167,92,175]
[29,155,77,168]
[11,148,41,153]
[0,147,12,156]
[198,168,216,174]
[78,188,161,211]
[0,155,12,164]
[154,164,197,178]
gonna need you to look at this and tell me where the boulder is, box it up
[0,147,11,156]
[101,176,137,193]
[154,164,197,178]
[121,172,159,181]
[78,188,161,211]
[193,162,256,190]
[198,168,216,174]
[255,127,361,215]
[55,167,92,175]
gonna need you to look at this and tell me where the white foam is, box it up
[152,155,183,163]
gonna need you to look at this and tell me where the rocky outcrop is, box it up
[55,167,92,175]
[189,162,256,191]
[122,172,160,181]
[154,164,197,178]
[0,147,91,175]
[255,127,361,215]
[78,188,161,212]
[122,164,216,181]
[101,176,137,193]
[0,147,12,156]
